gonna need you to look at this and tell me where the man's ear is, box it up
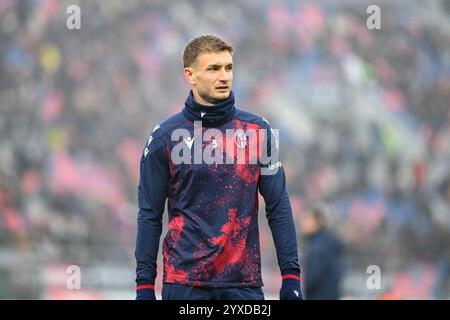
[184,67,196,86]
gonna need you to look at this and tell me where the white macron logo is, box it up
[293,290,299,297]
[184,137,195,149]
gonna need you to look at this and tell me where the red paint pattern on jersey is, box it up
[209,208,251,275]
[164,215,189,282]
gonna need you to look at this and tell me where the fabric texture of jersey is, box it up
[135,90,300,288]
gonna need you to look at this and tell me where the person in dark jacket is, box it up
[300,203,344,300]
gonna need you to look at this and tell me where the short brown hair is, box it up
[305,202,329,228]
[182,35,233,68]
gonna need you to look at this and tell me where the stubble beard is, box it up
[198,88,230,105]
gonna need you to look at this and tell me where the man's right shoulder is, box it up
[141,112,187,159]
[150,112,188,139]
[145,112,188,145]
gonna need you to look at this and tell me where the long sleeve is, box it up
[135,133,169,286]
[258,124,300,276]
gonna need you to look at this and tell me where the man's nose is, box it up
[218,69,232,82]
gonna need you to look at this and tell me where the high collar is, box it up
[182,90,236,127]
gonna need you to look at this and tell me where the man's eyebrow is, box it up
[206,63,233,67]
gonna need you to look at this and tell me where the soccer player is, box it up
[135,35,302,300]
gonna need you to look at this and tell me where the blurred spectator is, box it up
[299,203,344,300]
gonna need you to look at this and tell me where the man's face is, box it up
[300,211,320,236]
[184,51,233,105]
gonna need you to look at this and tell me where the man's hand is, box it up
[136,284,156,300]
[280,275,304,300]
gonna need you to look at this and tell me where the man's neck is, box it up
[192,90,214,106]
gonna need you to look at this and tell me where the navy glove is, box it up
[280,274,303,300]
[136,284,156,300]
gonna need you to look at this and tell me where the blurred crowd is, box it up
[1,0,450,299]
